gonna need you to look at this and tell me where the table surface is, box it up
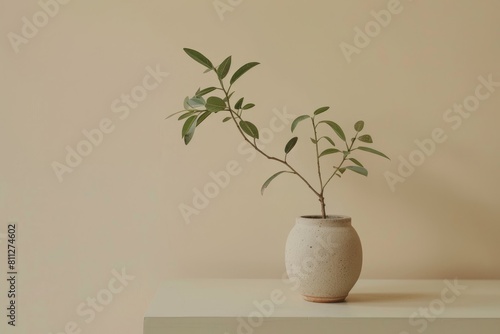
[144,279,500,334]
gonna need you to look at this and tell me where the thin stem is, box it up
[319,194,326,218]
[322,133,358,190]
[218,78,321,199]
[312,118,323,190]
[323,156,348,190]
[312,118,327,218]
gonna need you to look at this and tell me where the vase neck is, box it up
[297,215,351,227]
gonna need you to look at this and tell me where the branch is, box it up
[322,132,358,190]
[219,79,321,198]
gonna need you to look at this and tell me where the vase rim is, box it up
[298,215,351,222]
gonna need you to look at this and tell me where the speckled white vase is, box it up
[285,215,362,303]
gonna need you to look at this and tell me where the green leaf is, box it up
[354,121,364,132]
[187,97,205,108]
[222,117,232,123]
[358,134,373,143]
[312,136,335,146]
[217,56,231,80]
[357,146,390,160]
[182,115,198,145]
[284,137,298,154]
[240,120,259,139]
[197,111,211,125]
[166,110,186,120]
[234,97,244,109]
[178,111,197,120]
[184,130,195,145]
[230,62,260,85]
[206,96,226,112]
[181,115,197,137]
[183,96,192,110]
[291,115,310,132]
[319,148,341,158]
[261,171,290,195]
[196,87,217,97]
[183,48,213,70]
[348,158,364,167]
[319,120,346,141]
[345,165,368,176]
[242,103,255,110]
[318,136,335,147]
[313,106,330,116]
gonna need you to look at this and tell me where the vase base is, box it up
[302,294,347,303]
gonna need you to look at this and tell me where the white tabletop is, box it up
[144,279,500,334]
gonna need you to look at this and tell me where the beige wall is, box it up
[1,0,500,333]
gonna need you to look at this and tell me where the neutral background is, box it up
[1,0,499,333]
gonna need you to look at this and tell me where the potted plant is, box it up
[168,48,389,302]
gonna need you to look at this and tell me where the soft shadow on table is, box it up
[346,292,434,303]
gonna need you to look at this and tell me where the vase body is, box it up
[285,215,362,302]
